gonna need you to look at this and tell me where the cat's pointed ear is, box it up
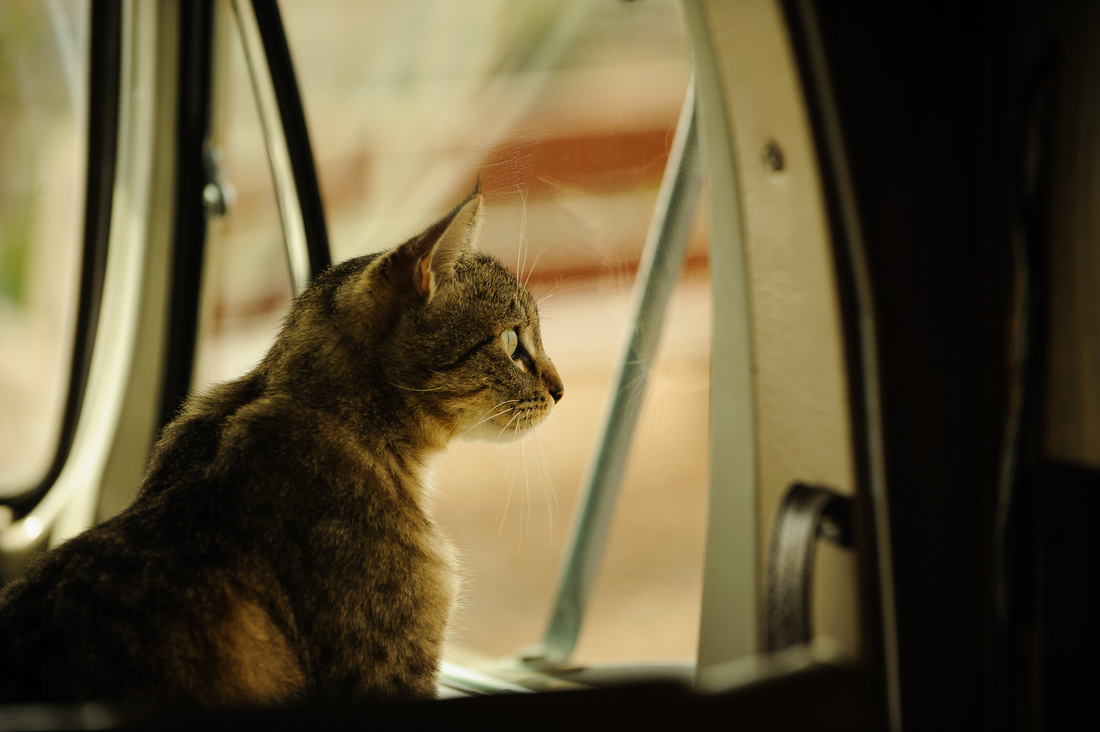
[411,191,483,300]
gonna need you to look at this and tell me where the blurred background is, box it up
[0,1,87,493]
[0,0,712,667]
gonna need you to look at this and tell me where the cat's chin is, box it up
[458,422,534,445]
[458,413,548,444]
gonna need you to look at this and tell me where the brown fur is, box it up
[0,189,563,705]
[209,582,307,703]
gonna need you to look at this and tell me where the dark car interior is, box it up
[1,1,1098,728]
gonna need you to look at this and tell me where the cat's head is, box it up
[279,188,562,450]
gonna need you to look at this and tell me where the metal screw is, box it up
[762,142,784,172]
[202,148,236,220]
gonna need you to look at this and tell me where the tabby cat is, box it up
[0,188,563,705]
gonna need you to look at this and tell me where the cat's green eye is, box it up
[501,329,518,357]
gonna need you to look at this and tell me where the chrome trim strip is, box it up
[230,0,312,296]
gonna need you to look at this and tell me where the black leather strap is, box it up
[766,483,854,652]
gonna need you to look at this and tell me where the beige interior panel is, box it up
[698,0,859,657]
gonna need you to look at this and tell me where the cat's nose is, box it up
[544,363,563,404]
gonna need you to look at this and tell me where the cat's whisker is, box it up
[494,409,525,443]
[497,438,517,536]
[522,423,531,538]
[547,271,583,289]
[459,400,520,438]
[496,410,527,536]
[497,474,514,537]
[531,427,559,503]
[612,384,649,423]
[523,246,547,291]
[529,428,557,544]
[615,365,652,404]
[514,186,529,288]
[497,419,525,528]
[516,418,529,555]
[467,406,513,429]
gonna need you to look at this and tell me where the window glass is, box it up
[282,0,710,665]
[0,1,89,498]
[193,3,295,390]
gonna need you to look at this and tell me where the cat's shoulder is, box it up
[210,393,369,477]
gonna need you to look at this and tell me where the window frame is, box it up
[229,0,331,298]
[1,0,188,569]
[2,0,119,515]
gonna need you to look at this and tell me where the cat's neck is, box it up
[244,304,461,459]
[250,359,452,461]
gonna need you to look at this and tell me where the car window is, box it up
[193,2,295,390]
[278,0,709,666]
[0,1,89,501]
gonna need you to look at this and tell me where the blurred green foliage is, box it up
[0,1,79,305]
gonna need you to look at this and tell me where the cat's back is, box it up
[0,502,307,705]
[189,391,460,702]
[0,381,313,705]
[0,378,456,705]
